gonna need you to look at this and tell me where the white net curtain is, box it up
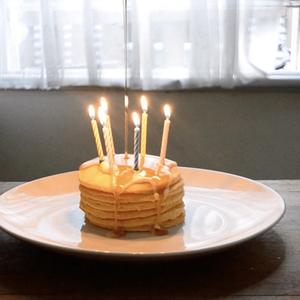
[0,0,296,89]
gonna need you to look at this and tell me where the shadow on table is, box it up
[0,229,285,299]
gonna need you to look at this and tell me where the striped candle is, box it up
[132,112,140,171]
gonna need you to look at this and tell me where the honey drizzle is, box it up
[111,164,174,233]
[111,171,119,232]
[112,167,135,234]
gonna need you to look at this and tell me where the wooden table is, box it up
[0,181,299,299]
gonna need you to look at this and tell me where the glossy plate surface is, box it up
[0,168,285,258]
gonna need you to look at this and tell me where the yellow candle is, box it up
[124,95,129,159]
[98,107,115,171]
[88,105,104,162]
[107,116,115,155]
[159,104,171,166]
[140,95,148,168]
[100,97,115,156]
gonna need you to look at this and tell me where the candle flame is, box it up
[164,104,171,119]
[132,112,140,127]
[125,95,129,108]
[100,97,108,113]
[98,107,107,126]
[140,95,148,112]
[88,105,95,119]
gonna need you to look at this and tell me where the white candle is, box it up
[124,95,129,159]
[100,97,115,156]
[140,95,148,168]
[88,105,104,163]
[132,112,140,171]
[159,104,171,166]
[98,107,115,171]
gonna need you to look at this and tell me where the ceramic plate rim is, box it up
[0,167,286,258]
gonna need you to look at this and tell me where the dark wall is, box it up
[1,88,300,180]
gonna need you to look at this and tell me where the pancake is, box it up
[79,154,185,234]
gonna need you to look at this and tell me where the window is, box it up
[0,0,300,89]
[239,0,300,83]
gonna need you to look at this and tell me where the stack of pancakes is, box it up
[79,155,185,233]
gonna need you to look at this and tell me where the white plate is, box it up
[0,168,285,258]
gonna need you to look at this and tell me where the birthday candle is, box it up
[88,105,104,163]
[100,97,115,156]
[159,104,171,166]
[98,107,115,171]
[132,112,140,171]
[140,95,148,168]
[124,95,129,159]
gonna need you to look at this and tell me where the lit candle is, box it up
[98,107,115,171]
[132,112,140,171]
[88,105,104,163]
[140,95,148,168]
[124,95,129,159]
[159,104,171,166]
[100,97,115,156]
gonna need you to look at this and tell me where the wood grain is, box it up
[0,181,299,299]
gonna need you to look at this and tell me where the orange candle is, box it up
[159,104,171,166]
